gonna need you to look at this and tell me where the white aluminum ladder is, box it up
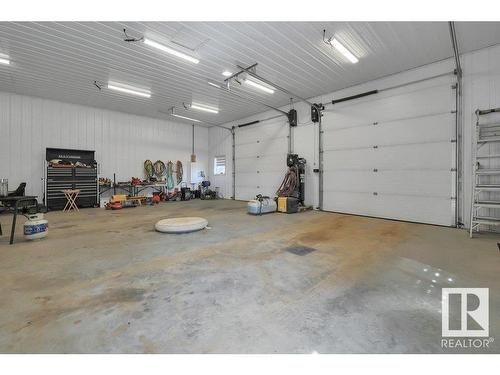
[470,107,500,237]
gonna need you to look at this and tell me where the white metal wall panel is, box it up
[322,76,457,226]
[326,142,453,171]
[0,91,209,200]
[326,193,453,225]
[234,118,288,201]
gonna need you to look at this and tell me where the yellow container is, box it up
[277,197,287,213]
[111,194,127,202]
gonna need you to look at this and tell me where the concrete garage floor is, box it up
[0,199,499,353]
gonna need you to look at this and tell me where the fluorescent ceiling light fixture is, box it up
[207,80,222,88]
[172,113,202,123]
[144,38,199,64]
[0,57,10,65]
[222,71,232,77]
[107,82,151,98]
[244,79,274,94]
[330,38,358,64]
[191,103,219,114]
[170,107,202,123]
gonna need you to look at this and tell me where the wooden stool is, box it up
[62,189,80,212]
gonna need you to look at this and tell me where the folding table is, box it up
[62,189,80,212]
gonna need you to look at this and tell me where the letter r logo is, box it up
[442,288,489,337]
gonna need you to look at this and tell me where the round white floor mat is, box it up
[155,217,208,233]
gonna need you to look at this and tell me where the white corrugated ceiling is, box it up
[0,21,499,126]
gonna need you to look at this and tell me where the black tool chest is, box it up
[44,148,98,210]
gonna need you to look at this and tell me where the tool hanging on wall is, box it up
[176,160,183,185]
[166,161,175,190]
[153,160,166,178]
[144,160,154,180]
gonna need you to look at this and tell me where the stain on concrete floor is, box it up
[0,200,499,353]
[286,245,317,256]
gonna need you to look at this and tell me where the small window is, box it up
[214,155,226,175]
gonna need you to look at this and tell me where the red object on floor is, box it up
[105,201,123,210]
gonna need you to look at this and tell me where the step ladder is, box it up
[470,107,500,237]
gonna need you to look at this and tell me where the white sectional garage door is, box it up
[235,117,288,201]
[322,75,457,226]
